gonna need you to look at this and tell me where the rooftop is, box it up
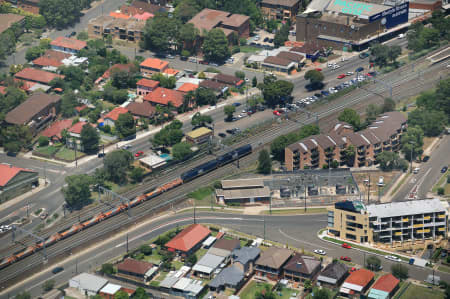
[5,92,61,125]
[126,101,156,118]
[69,273,108,292]
[367,198,446,218]
[209,266,244,289]
[199,80,227,92]
[32,56,64,68]
[0,164,36,187]
[100,283,122,295]
[213,238,240,252]
[189,8,249,35]
[216,186,271,200]
[186,127,212,139]
[129,0,166,14]
[15,68,64,85]
[371,274,399,293]
[137,78,159,89]
[325,0,389,18]
[233,246,261,265]
[263,56,294,67]
[261,0,300,7]
[213,73,243,85]
[0,14,25,35]
[50,36,87,51]
[193,253,225,274]
[256,247,293,269]
[40,119,73,139]
[342,268,374,291]
[165,224,211,252]
[318,261,349,281]
[221,178,265,189]
[277,51,306,62]
[110,11,131,19]
[68,122,93,135]
[283,254,321,274]
[104,107,129,122]
[177,83,199,93]
[144,87,184,108]
[140,58,169,70]
[117,258,154,275]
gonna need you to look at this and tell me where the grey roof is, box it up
[367,198,446,218]
[256,247,293,269]
[193,253,225,274]
[70,273,108,293]
[318,262,348,281]
[216,186,271,200]
[208,247,232,258]
[209,266,244,288]
[283,254,321,275]
[160,276,180,289]
[233,246,261,265]
[221,178,264,189]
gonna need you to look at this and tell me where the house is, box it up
[0,14,25,35]
[14,68,64,86]
[317,261,349,287]
[99,283,122,299]
[32,49,71,71]
[177,83,199,93]
[144,87,185,108]
[261,56,296,74]
[165,224,211,256]
[261,0,301,24]
[117,258,155,280]
[171,277,205,299]
[290,44,322,60]
[140,58,169,77]
[215,178,271,205]
[232,246,261,274]
[103,107,129,127]
[67,121,96,151]
[213,238,241,252]
[283,254,321,283]
[212,73,244,88]
[136,78,159,96]
[255,247,293,281]
[185,127,213,144]
[50,36,87,54]
[192,252,226,279]
[163,68,181,78]
[110,11,131,19]
[40,119,73,142]
[0,163,38,203]
[340,268,374,298]
[5,92,61,133]
[69,273,108,297]
[75,105,88,115]
[96,63,136,84]
[368,274,400,299]
[198,80,228,96]
[126,101,156,119]
[209,266,245,291]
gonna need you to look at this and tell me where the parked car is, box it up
[218,133,226,138]
[355,66,364,73]
[199,60,209,65]
[273,110,281,116]
[226,129,234,134]
[359,52,369,59]
[269,38,274,43]
[346,71,354,76]
[340,256,352,262]
[342,243,351,249]
[337,74,346,79]
[166,54,175,59]
[385,255,402,262]
[52,267,64,274]
[315,68,322,71]
[441,166,448,173]
[121,144,132,150]
[232,102,241,107]
[422,155,430,162]
[264,37,269,42]
[134,151,144,158]
[210,63,219,67]
[314,249,326,255]
[97,153,105,158]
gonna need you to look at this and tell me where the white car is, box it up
[245,78,249,82]
[385,255,402,262]
[332,64,341,70]
[314,249,327,255]
[346,71,354,75]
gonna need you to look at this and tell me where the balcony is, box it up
[402,218,409,222]
[437,214,445,219]
[394,231,402,236]
[413,224,423,228]
[424,216,431,221]
[438,227,446,231]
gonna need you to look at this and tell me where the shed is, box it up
[69,273,108,296]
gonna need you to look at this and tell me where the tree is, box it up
[150,73,176,89]
[252,76,257,87]
[174,0,200,23]
[77,31,89,40]
[38,136,49,147]
[366,104,382,124]
[391,263,409,280]
[39,0,85,29]
[60,66,85,90]
[262,80,294,108]
[313,288,331,299]
[80,124,99,153]
[224,105,236,121]
[172,142,193,161]
[342,145,356,167]
[25,46,45,61]
[304,279,312,291]
[274,23,289,48]
[258,149,272,174]
[437,187,445,195]
[60,91,78,117]
[304,70,324,90]
[382,97,396,112]
[235,71,245,80]
[366,255,381,270]
[152,122,183,147]
[139,244,152,255]
[134,288,149,299]
[103,150,133,184]
[376,152,408,172]
[142,14,180,53]
[111,69,138,89]
[14,292,31,299]
[61,174,92,208]
[178,22,199,51]
[387,45,401,66]
[4,141,21,154]
[408,109,446,137]
[338,108,361,130]
[114,291,129,299]
[130,167,145,183]
[101,263,115,275]
[256,284,276,299]
[42,280,55,292]
[115,113,136,139]
[187,254,197,265]
[202,28,230,62]
[191,112,212,128]
[193,87,217,106]
[370,43,389,67]
[400,127,424,161]
[435,78,450,122]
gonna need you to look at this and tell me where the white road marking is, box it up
[278,228,330,250]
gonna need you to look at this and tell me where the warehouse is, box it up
[215,178,271,205]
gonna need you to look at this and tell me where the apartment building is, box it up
[261,0,301,24]
[327,199,448,247]
[285,112,407,171]
[87,15,146,43]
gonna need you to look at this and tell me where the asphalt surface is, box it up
[1,212,448,298]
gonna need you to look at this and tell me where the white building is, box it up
[69,273,108,296]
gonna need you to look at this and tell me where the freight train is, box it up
[0,144,252,270]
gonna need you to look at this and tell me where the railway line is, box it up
[0,54,447,287]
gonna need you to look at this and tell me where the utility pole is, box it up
[367,175,371,205]
[126,233,129,253]
[193,199,196,224]
[409,141,415,173]
[76,259,78,274]
[263,214,266,241]
[303,176,307,212]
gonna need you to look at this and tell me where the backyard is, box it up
[240,281,298,299]
[398,283,445,299]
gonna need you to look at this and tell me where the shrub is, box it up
[437,187,445,195]
[42,280,55,292]
[101,263,115,275]
[38,136,50,147]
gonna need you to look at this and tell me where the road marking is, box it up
[278,228,329,250]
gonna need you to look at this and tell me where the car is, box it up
[0,225,11,231]
[134,151,144,158]
[218,133,226,138]
[332,64,340,69]
[314,93,322,98]
[413,167,420,174]
[368,71,377,77]
[342,243,351,249]
[226,129,234,134]
[264,37,269,42]
[315,68,322,71]
[232,102,241,107]
[441,166,448,173]
[314,249,326,255]
[349,267,357,273]
[269,38,274,43]
[166,54,175,59]
[398,33,405,39]
[355,67,364,73]
[337,74,346,79]
[346,71,354,75]
[422,155,430,162]
[340,256,352,262]
[97,153,105,158]
[52,267,64,274]
[199,60,209,65]
[245,78,249,82]
[359,52,369,59]
[385,255,402,262]
[231,116,238,122]
[321,90,330,96]
[210,63,219,67]
[121,144,132,150]
[273,110,281,116]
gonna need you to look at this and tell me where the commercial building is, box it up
[261,0,301,24]
[186,127,213,144]
[368,274,400,299]
[5,92,61,133]
[99,283,122,299]
[283,254,321,283]
[0,163,38,203]
[50,37,87,54]
[327,199,448,247]
[165,224,211,256]
[285,111,407,170]
[69,273,108,297]
[138,154,167,171]
[255,247,293,281]
[215,178,271,205]
[88,15,146,44]
[296,0,409,50]
[340,268,374,297]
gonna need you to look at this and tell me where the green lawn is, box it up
[399,283,444,299]
[154,271,168,282]
[172,260,184,270]
[432,171,448,192]
[143,250,163,264]
[195,247,208,260]
[262,208,327,215]
[54,147,85,161]
[240,281,271,299]
[276,287,299,299]
[437,265,450,274]
[240,46,260,53]
[188,186,214,201]
[34,145,59,157]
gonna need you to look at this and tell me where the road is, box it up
[392,135,450,201]
[1,211,448,298]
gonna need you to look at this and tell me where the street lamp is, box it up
[409,141,415,173]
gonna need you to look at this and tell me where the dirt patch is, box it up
[352,171,400,202]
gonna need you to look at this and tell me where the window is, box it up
[346,215,356,221]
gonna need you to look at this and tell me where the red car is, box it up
[341,256,352,262]
[366,73,372,77]
[134,151,144,157]
[273,110,281,116]
[315,68,322,71]
[349,267,357,273]
[342,243,351,249]
[337,74,346,79]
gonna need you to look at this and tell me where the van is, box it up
[413,167,420,174]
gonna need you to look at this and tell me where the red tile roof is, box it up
[140,58,169,71]
[42,49,72,61]
[371,274,399,293]
[14,79,36,91]
[0,164,36,187]
[110,11,131,19]
[178,83,198,93]
[40,119,73,140]
[163,68,179,76]
[32,56,63,68]
[0,86,6,95]
[345,269,374,287]
[104,107,129,122]
[117,258,153,276]
[165,224,211,252]
[144,87,184,108]
[102,63,136,80]
[15,68,64,85]
[137,78,159,89]
[68,121,93,135]
[50,36,87,51]
[133,12,153,20]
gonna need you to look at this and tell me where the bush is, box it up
[38,136,50,147]
[391,263,408,280]
[140,244,152,255]
[239,38,247,46]
[101,263,115,275]
[42,280,55,292]
[437,187,445,195]
[447,176,450,184]
[213,181,222,189]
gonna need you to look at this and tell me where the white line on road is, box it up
[278,228,330,250]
